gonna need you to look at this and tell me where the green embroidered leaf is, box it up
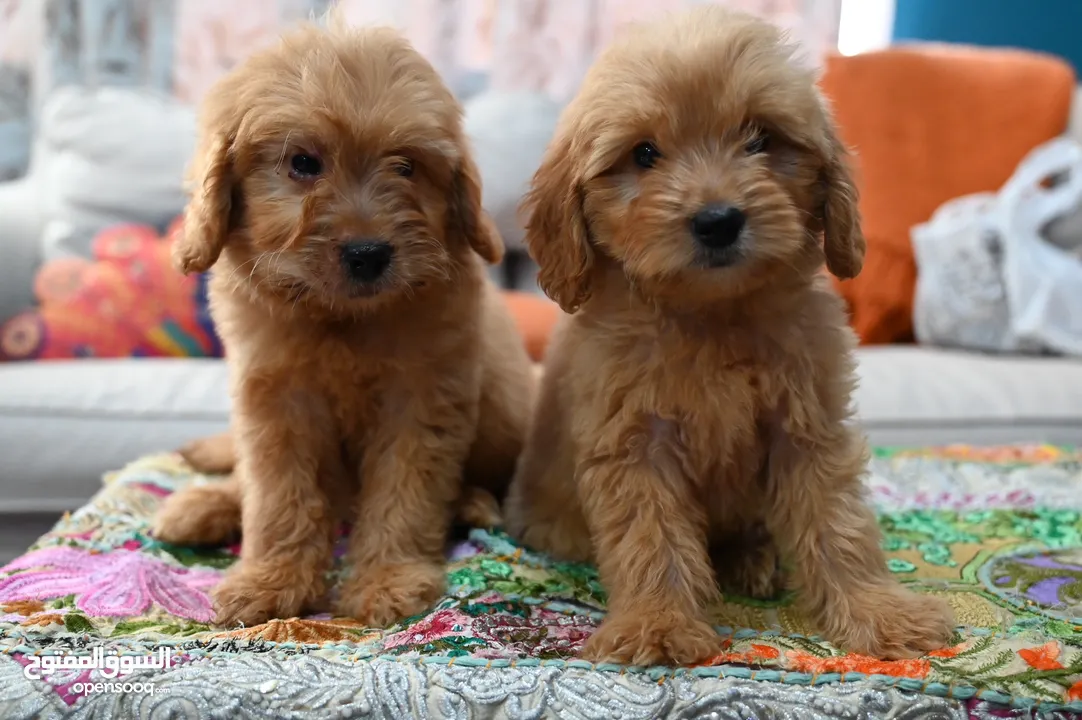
[887,558,917,573]
[52,594,76,609]
[111,619,164,636]
[969,649,1018,678]
[881,537,911,552]
[158,544,236,569]
[447,567,486,589]
[479,559,513,579]
[64,614,95,634]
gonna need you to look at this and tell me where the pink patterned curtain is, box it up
[179,0,840,104]
[0,0,841,106]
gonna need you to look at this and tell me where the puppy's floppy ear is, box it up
[450,153,504,264]
[173,133,236,275]
[816,102,865,280]
[521,133,593,313]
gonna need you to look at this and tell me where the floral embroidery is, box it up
[785,650,932,678]
[1019,641,1064,671]
[0,547,220,621]
[215,618,379,644]
[3,449,1082,711]
[384,609,474,649]
[1,599,44,615]
[707,643,782,667]
[20,612,65,628]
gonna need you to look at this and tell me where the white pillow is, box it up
[464,91,561,251]
[37,86,196,259]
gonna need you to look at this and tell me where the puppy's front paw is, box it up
[335,561,444,627]
[212,566,313,627]
[831,584,955,659]
[582,610,721,666]
[151,485,240,546]
[178,434,235,475]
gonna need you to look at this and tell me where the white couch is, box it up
[2,87,1082,529]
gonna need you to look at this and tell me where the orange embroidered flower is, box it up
[214,618,378,644]
[1067,680,1082,702]
[785,650,931,678]
[1,600,45,615]
[750,644,781,660]
[1019,641,1063,671]
[927,642,967,659]
[20,613,65,628]
[704,643,782,667]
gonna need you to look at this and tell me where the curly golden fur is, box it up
[505,7,955,665]
[152,22,533,628]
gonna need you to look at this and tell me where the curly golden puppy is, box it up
[505,7,954,666]
[152,22,533,628]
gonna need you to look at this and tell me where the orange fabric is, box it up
[503,291,560,361]
[820,45,1075,344]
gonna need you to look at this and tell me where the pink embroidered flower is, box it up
[383,609,473,649]
[0,547,220,622]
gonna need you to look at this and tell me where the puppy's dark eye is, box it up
[745,133,769,155]
[632,141,661,169]
[394,158,414,177]
[290,153,322,179]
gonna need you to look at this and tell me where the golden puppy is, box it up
[505,7,954,665]
[152,22,533,628]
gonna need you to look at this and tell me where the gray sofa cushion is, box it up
[0,359,228,512]
[1,348,1080,513]
[855,346,1082,446]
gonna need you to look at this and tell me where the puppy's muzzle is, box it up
[691,203,745,250]
[340,240,393,283]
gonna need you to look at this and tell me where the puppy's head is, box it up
[174,23,501,313]
[523,7,863,312]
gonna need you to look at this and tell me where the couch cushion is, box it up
[2,349,1080,513]
[464,91,561,252]
[855,346,1082,446]
[37,86,195,260]
[0,359,228,512]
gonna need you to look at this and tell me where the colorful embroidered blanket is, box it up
[2,446,1082,718]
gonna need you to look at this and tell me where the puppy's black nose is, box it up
[340,240,393,283]
[692,204,746,249]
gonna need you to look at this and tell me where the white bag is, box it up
[912,137,1082,355]
[912,193,1024,352]
[995,138,1082,355]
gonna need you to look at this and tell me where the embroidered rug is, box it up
[2,446,1082,719]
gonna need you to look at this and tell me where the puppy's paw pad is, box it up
[836,586,955,659]
[212,570,307,627]
[582,611,720,666]
[336,562,444,627]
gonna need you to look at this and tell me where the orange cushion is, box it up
[503,291,560,361]
[820,45,1075,344]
